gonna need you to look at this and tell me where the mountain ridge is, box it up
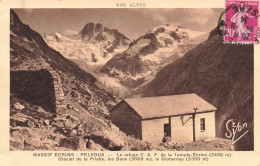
[42,22,131,67]
[78,22,130,47]
[11,9,96,84]
[100,24,207,90]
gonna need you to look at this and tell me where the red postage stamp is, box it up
[224,0,259,44]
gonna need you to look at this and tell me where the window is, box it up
[164,123,170,136]
[200,118,205,131]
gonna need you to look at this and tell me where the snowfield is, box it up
[129,24,207,64]
[43,32,128,66]
[126,39,151,55]
[43,24,208,97]
[100,24,208,94]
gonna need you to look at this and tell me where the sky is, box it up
[14,8,223,40]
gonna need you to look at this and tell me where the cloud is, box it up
[184,9,214,25]
[131,8,214,27]
[138,9,177,24]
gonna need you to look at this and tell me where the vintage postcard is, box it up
[0,0,259,166]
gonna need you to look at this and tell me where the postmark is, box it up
[222,0,259,44]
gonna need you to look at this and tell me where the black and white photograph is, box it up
[9,8,253,152]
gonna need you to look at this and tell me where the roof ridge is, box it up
[124,93,197,101]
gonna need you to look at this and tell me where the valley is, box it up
[43,23,208,98]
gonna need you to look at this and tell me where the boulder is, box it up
[10,117,34,128]
[27,120,34,128]
[59,136,86,151]
[64,119,77,129]
[56,121,64,128]
[50,121,56,127]
[42,139,57,147]
[13,126,34,137]
[49,132,64,143]
[38,118,44,126]
[12,112,29,119]
[36,107,45,113]
[54,116,67,122]
[10,117,27,127]
[36,107,53,117]
[10,139,24,150]
[25,137,43,148]
[91,130,125,149]
[43,120,50,126]
[13,102,25,110]
[87,140,105,151]
[70,129,77,136]
[32,126,54,140]
[10,130,25,150]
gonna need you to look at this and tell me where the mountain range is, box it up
[101,24,207,89]
[42,23,130,66]
[42,22,208,97]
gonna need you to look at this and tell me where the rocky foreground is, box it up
[10,97,233,151]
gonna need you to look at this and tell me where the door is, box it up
[164,123,170,137]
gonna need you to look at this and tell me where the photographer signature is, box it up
[225,119,249,145]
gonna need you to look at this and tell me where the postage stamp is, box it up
[224,0,259,44]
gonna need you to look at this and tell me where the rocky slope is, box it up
[101,24,207,89]
[143,28,254,151]
[42,23,130,66]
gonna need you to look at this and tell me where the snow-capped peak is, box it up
[102,23,208,85]
[147,24,205,40]
[146,24,179,34]
[42,23,131,67]
[49,32,63,38]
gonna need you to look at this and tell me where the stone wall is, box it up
[11,66,66,114]
[47,67,66,114]
[11,69,56,112]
